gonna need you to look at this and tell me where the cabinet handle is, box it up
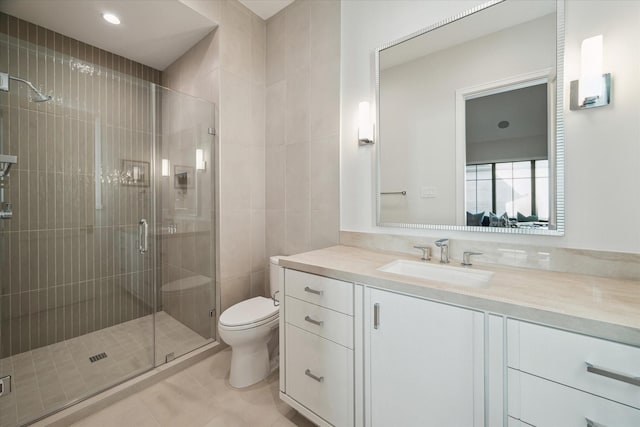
[304,315,324,326]
[305,369,324,383]
[585,362,640,387]
[304,286,323,296]
[586,418,608,427]
[374,303,380,329]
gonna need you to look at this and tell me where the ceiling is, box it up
[0,0,295,70]
[466,83,548,145]
[0,0,218,70]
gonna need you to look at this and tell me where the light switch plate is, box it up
[421,186,437,198]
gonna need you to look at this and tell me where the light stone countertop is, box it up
[279,245,640,346]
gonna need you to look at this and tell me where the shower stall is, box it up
[0,18,216,426]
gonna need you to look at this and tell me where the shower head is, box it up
[0,72,51,102]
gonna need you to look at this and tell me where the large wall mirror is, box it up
[376,0,564,235]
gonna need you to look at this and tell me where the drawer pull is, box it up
[374,303,380,329]
[304,315,324,326]
[585,362,640,387]
[586,418,607,427]
[305,369,324,383]
[304,286,323,296]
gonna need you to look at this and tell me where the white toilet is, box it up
[218,256,282,388]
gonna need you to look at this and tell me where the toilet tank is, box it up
[269,256,284,301]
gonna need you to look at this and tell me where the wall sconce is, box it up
[570,35,611,110]
[358,101,374,145]
[196,149,206,171]
[161,158,170,177]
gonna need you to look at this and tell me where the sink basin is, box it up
[378,259,493,288]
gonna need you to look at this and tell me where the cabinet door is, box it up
[366,288,484,427]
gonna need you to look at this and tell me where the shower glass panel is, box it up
[155,85,216,364]
[0,19,216,426]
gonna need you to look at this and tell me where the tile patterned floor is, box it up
[70,348,317,427]
[0,312,209,427]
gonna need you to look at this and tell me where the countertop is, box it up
[279,245,640,346]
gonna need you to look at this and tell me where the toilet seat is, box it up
[219,296,279,330]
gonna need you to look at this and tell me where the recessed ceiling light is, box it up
[498,120,510,129]
[102,13,121,25]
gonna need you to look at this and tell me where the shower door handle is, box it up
[139,219,148,254]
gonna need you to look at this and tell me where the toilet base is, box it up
[229,342,271,388]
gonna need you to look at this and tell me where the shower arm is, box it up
[9,75,42,94]
[0,72,51,102]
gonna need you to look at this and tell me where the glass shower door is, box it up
[0,23,216,425]
[154,84,216,364]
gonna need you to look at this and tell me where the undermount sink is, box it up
[378,259,493,288]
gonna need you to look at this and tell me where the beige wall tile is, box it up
[219,144,251,211]
[250,144,266,210]
[284,0,310,76]
[285,210,310,255]
[220,26,251,81]
[310,209,339,250]
[266,81,286,147]
[220,275,251,313]
[219,70,252,145]
[219,211,252,280]
[285,66,309,145]
[266,12,285,85]
[309,57,340,139]
[266,146,285,210]
[285,142,309,212]
[310,135,340,212]
[221,0,252,34]
[266,210,285,258]
[250,209,266,272]
[251,82,266,146]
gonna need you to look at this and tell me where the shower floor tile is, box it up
[0,311,209,427]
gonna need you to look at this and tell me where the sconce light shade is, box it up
[196,149,206,171]
[570,35,611,110]
[358,101,374,145]
[161,158,170,177]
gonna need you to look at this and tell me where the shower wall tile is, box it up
[265,0,340,279]
[0,12,158,357]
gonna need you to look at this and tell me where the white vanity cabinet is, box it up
[364,287,485,427]
[507,320,640,426]
[280,269,359,427]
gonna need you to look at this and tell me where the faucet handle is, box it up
[435,238,449,247]
[462,251,483,266]
[413,245,431,261]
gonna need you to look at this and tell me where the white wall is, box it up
[340,0,640,253]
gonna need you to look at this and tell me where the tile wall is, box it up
[265,0,341,264]
[0,13,161,357]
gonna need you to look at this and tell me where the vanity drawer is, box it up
[508,320,640,409]
[285,269,353,315]
[285,296,353,349]
[509,369,640,427]
[285,325,354,427]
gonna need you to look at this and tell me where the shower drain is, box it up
[89,352,108,363]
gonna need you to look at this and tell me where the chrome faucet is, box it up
[462,251,483,266]
[413,245,431,262]
[435,239,449,264]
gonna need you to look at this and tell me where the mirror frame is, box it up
[375,0,565,236]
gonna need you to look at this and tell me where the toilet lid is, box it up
[219,296,278,327]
